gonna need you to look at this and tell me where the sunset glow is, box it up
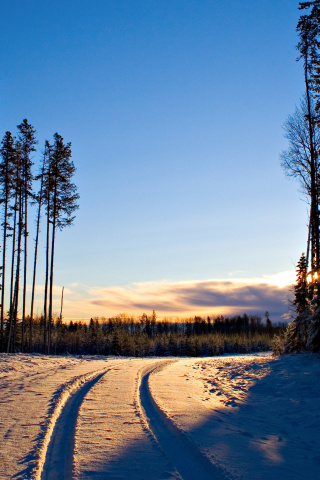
[43,271,294,323]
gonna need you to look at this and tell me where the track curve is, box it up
[40,370,107,480]
[138,363,229,480]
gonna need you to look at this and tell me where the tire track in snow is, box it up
[31,365,117,480]
[138,363,230,480]
[40,370,107,480]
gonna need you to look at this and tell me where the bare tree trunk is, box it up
[30,160,45,351]
[304,54,319,294]
[1,193,8,340]
[22,189,27,351]
[306,206,312,272]
[8,192,23,352]
[7,191,18,353]
[48,214,56,355]
[48,171,58,354]
[60,286,64,321]
[9,195,17,309]
[13,193,23,351]
[43,181,50,353]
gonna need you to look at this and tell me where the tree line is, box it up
[13,312,283,356]
[278,1,320,353]
[0,120,79,353]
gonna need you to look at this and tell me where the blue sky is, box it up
[0,1,307,320]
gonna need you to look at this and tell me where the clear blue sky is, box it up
[0,1,307,320]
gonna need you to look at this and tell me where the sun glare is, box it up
[262,271,296,288]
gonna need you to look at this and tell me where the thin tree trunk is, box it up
[8,191,23,353]
[60,286,64,321]
[48,214,56,355]
[48,172,57,354]
[22,188,27,351]
[13,192,23,351]
[43,173,51,353]
[30,160,45,351]
[306,206,312,272]
[304,54,319,292]
[7,190,18,353]
[1,189,8,340]
[9,194,18,309]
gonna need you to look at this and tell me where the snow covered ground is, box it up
[0,353,319,479]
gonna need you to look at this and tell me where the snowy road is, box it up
[1,353,319,480]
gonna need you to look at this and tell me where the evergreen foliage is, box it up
[283,254,310,353]
[0,121,79,353]
[0,132,15,341]
[293,253,310,314]
[1,313,282,356]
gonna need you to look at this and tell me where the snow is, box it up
[150,354,320,479]
[0,355,108,479]
[74,359,181,480]
[0,353,319,479]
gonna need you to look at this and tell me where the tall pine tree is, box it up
[17,120,37,350]
[0,132,15,343]
[47,134,79,352]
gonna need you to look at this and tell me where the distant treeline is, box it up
[0,312,286,356]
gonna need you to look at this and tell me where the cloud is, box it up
[85,277,293,322]
[29,274,293,322]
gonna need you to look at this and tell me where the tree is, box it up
[299,2,320,121]
[285,254,311,352]
[279,3,320,353]
[294,253,311,313]
[281,98,320,194]
[47,133,79,352]
[7,136,24,353]
[29,145,47,350]
[17,120,37,350]
[0,121,79,353]
[43,141,52,351]
[297,11,320,286]
[0,132,15,341]
[281,97,320,267]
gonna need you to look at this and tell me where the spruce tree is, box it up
[7,138,23,353]
[29,145,47,350]
[17,120,37,350]
[47,134,79,352]
[294,253,310,314]
[285,258,309,352]
[43,141,52,351]
[0,132,15,342]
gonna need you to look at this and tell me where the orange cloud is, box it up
[49,276,293,323]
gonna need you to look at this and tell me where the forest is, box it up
[9,312,285,356]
